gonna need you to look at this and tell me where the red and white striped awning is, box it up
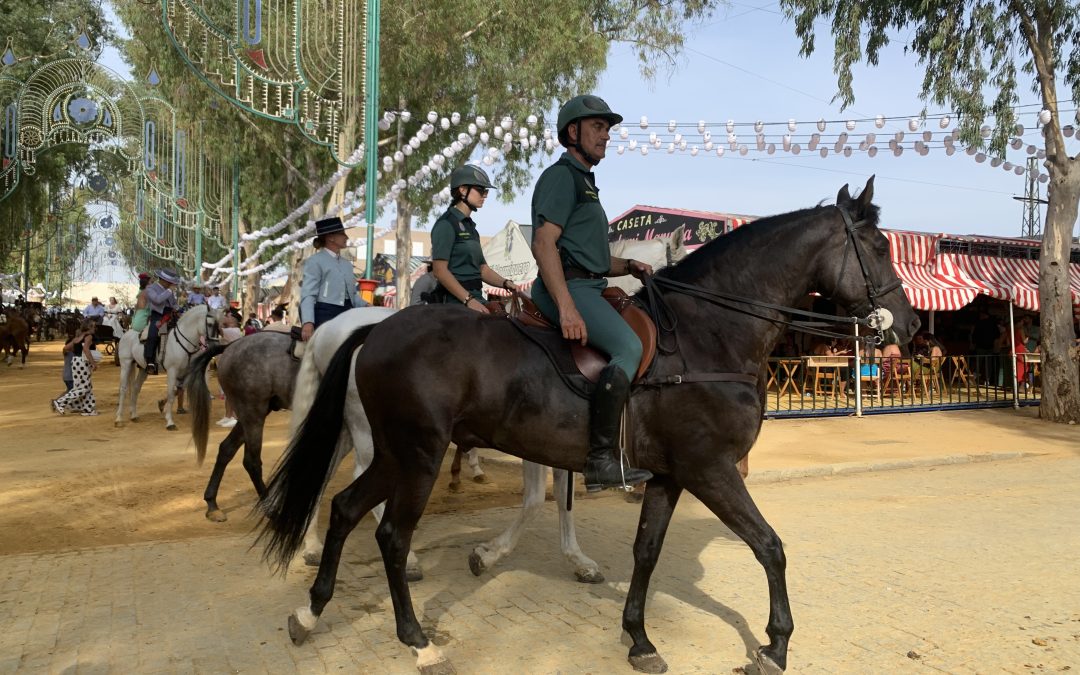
[886,230,1080,311]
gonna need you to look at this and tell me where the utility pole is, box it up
[1014,156,1047,238]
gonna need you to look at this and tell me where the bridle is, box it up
[640,204,899,355]
[172,307,220,357]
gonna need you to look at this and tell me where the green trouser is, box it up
[531,276,642,380]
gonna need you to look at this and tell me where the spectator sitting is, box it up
[188,284,206,306]
[207,286,227,311]
[83,297,105,322]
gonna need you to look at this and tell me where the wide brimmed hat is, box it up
[157,268,181,284]
[315,216,345,237]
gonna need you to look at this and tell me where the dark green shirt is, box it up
[531,152,611,274]
[430,206,486,282]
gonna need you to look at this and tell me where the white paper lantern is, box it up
[908,117,920,132]
[545,139,555,152]
[468,123,477,135]
[914,141,924,152]
[628,140,637,150]
[893,146,903,156]
[543,128,553,140]
[1037,149,1046,159]
[791,144,801,155]
[529,134,537,147]
[502,140,512,153]
[875,115,886,128]
[859,141,867,151]
[403,145,413,157]
[703,131,712,142]
[1014,165,1025,175]
[922,131,932,142]
[519,127,529,139]
[865,132,876,145]
[479,132,490,144]
[754,120,764,133]
[1026,144,1037,155]
[394,151,405,163]
[704,141,714,151]
[966,146,977,156]
[726,119,735,133]
[767,144,775,155]
[667,120,677,132]
[500,117,513,131]
[1064,125,1075,138]
[619,127,629,140]
[867,146,878,158]
[787,118,797,132]
[716,147,724,157]
[939,115,950,129]
[481,155,494,166]
[738,145,748,156]
[845,119,856,131]
[817,119,827,132]
[519,138,530,149]
[378,119,391,131]
[641,146,649,156]
[382,156,393,169]
[667,143,675,154]
[980,125,991,138]
[1038,174,1048,183]
[727,132,736,144]
[475,116,487,129]
[692,120,703,134]
[409,137,421,149]
[427,111,438,123]
[493,126,504,139]
[442,147,454,158]
[945,145,955,156]
[653,137,662,149]
[616,145,625,155]
[895,131,905,142]
[757,135,766,151]
[844,147,852,157]
[649,132,657,144]
[423,123,435,135]
[783,134,792,151]
[1039,109,1052,125]
[345,190,354,201]
[526,114,538,127]
[819,148,828,158]
[440,117,451,130]
[674,132,683,143]
[639,116,649,129]
[680,140,688,151]
[975,153,986,163]
[943,135,953,145]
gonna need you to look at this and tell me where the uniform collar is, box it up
[560,151,593,175]
[444,207,475,228]
[322,248,340,259]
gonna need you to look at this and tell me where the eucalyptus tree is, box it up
[781,0,1080,423]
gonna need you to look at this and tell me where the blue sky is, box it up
[98,2,1076,244]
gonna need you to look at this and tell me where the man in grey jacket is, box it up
[143,268,180,375]
[299,216,367,341]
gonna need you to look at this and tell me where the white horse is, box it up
[291,307,605,583]
[114,303,219,430]
[607,224,688,294]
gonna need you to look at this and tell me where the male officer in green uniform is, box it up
[430,164,517,311]
[530,94,654,492]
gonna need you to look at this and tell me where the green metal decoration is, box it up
[161,0,367,165]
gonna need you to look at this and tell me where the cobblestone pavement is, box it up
[2,454,1078,674]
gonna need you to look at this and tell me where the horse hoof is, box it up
[415,645,456,675]
[406,566,424,582]
[753,648,784,674]
[624,491,645,504]
[205,509,227,523]
[166,424,178,431]
[302,549,322,567]
[467,551,486,577]
[628,652,668,674]
[287,613,310,646]
[574,568,605,584]
[176,407,187,415]
[113,421,123,428]
[157,399,165,413]
[447,481,463,493]
[418,659,456,675]
[471,473,489,484]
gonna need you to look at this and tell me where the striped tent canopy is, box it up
[886,230,1080,311]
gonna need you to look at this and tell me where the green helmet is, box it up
[449,164,495,190]
[556,95,623,135]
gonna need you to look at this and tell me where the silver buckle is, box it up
[671,374,683,384]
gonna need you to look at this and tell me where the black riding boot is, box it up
[584,365,653,492]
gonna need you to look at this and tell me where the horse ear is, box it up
[670,225,686,251]
[836,184,852,204]
[858,175,875,210]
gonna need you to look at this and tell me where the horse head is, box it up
[664,224,688,266]
[826,176,920,343]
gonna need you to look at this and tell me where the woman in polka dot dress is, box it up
[52,319,99,416]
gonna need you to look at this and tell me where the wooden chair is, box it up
[948,355,973,391]
[857,359,882,404]
[804,356,849,397]
[881,357,912,398]
[915,356,947,398]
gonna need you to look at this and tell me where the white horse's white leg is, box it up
[114,357,129,426]
[130,368,148,421]
[553,467,603,583]
[466,448,488,482]
[163,370,178,430]
[468,460,548,577]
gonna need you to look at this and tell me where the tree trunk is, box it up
[1038,167,1080,423]
[238,216,261,319]
[395,193,413,306]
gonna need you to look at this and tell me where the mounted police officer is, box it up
[530,94,654,492]
[429,164,518,311]
[299,216,367,341]
[143,268,180,375]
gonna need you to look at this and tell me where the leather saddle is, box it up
[496,287,657,385]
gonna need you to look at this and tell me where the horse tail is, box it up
[185,343,228,466]
[256,323,378,572]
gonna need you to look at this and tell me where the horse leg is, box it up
[204,424,245,522]
[289,459,394,646]
[130,369,148,422]
[239,419,267,498]
[374,462,452,674]
[448,446,464,492]
[684,465,792,674]
[163,371,178,430]
[467,447,488,483]
[622,475,683,674]
[552,467,603,583]
[468,459,548,577]
[114,361,129,426]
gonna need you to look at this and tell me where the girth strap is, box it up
[637,372,758,387]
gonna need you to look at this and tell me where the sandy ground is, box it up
[0,341,533,556]
[1,340,1074,557]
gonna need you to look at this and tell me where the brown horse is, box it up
[0,310,30,367]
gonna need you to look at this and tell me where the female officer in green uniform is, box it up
[430,164,518,312]
[530,94,654,492]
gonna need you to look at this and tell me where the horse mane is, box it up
[656,201,880,284]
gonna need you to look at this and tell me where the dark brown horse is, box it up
[0,310,30,367]
[258,177,920,674]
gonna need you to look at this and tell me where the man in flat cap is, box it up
[299,216,367,341]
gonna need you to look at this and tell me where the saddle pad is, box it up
[507,318,595,400]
